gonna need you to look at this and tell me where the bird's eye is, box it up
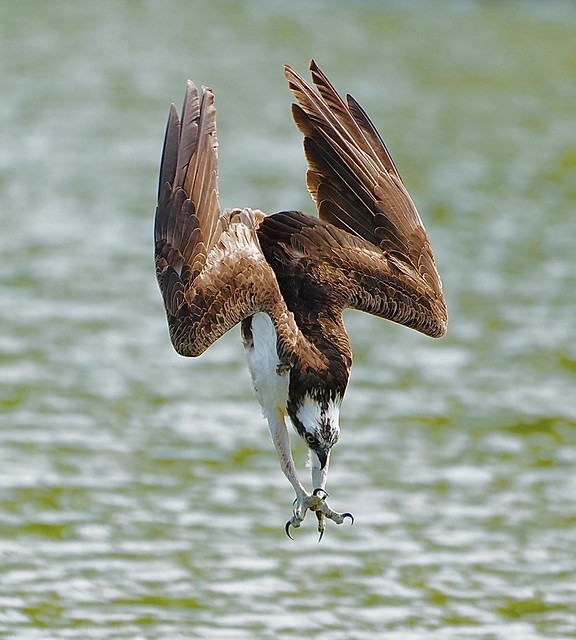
[305,434,316,445]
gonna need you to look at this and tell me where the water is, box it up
[1,1,576,638]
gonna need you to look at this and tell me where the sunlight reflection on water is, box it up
[1,1,576,638]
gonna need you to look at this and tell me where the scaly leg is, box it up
[266,410,308,504]
[266,412,353,539]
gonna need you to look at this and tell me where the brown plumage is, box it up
[154,61,447,538]
[154,81,298,364]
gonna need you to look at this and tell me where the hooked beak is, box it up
[313,446,329,470]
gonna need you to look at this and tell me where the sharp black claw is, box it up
[285,521,294,540]
[315,511,325,542]
[342,512,355,525]
[313,488,329,499]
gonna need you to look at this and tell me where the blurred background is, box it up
[1,1,575,638]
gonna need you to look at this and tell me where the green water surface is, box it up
[1,1,576,638]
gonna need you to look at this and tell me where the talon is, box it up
[342,512,355,525]
[316,511,325,542]
[285,520,294,540]
[313,488,329,499]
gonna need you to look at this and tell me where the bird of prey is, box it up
[154,61,447,539]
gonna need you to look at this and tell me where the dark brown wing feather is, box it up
[154,81,298,359]
[283,61,447,337]
[258,210,444,338]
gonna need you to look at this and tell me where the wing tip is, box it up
[429,298,448,338]
[432,316,448,338]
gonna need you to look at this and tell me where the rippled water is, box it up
[1,1,576,638]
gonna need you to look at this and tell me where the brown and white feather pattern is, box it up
[154,82,298,361]
[155,63,446,372]
[283,61,447,338]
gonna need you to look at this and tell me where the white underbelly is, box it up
[243,312,289,415]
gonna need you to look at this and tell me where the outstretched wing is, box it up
[283,61,447,338]
[154,81,297,359]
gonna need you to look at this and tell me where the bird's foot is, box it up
[285,488,354,540]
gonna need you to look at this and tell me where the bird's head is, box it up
[289,394,341,473]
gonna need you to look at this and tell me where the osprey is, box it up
[154,61,447,539]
